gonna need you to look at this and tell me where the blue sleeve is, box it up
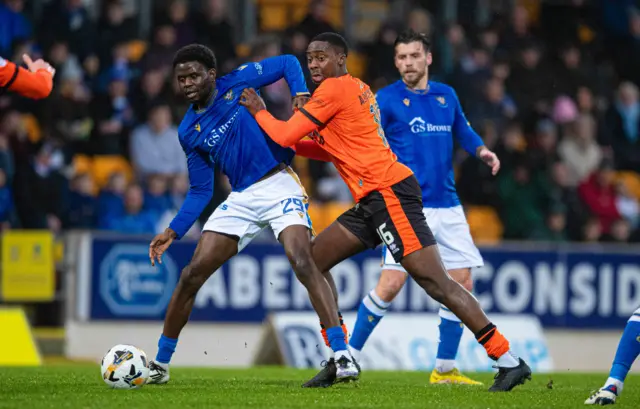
[168,145,214,239]
[452,90,484,156]
[237,55,310,97]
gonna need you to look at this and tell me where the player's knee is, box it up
[377,270,407,302]
[179,263,208,293]
[449,268,473,292]
[286,245,315,281]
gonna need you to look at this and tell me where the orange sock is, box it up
[320,326,330,347]
[475,323,510,360]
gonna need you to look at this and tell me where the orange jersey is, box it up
[255,74,412,201]
[0,57,53,99]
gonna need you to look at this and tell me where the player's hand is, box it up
[292,94,310,112]
[149,228,177,266]
[22,54,55,77]
[478,146,501,175]
[239,88,266,116]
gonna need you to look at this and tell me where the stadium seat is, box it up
[465,205,503,244]
[22,113,42,143]
[259,4,288,31]
[90,155,133,189]
[616,171,640,200]
[72,154,92,175]
[307,202,328,233]
[126,40,148,63]
[347,52,366,80]
[325,201,352,225]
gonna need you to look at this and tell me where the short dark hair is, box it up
[394,29,431,53]
[173,44,217,70]
[311,32,349,56]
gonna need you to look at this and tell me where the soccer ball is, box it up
[100,344,150,389]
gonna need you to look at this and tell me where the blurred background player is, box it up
[241,32,531,392]
[0,53,55,99]
[147,44,357,384]
[585,307,640,405]
[347,29,500,385]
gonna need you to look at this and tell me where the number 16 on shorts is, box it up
[378,223,399,254]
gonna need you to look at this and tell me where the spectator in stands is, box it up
[364,22,401,89]
[132,68,172,122]
[143,174,171,215]
[497,155,551,239]
[65,173,96,228]
[604,81,640,171]
[582,217,602,242]
[0,133,14,183]
[530,204,568,243]
[579,159,622,235]
[553,44,593,99]
[130,103,185,178]
[529,119,560,173]
[0,0,32,57]
[470,77,516,130]
[39,0,95,60]
[549,161,587,241]
[98,172,126,228]
[506,41,552,116]
[293,0,338,43]
[103,183,156,235]
[602,218,633,243]
[161,0,196,48]
[140,23,178,74]
[457,121,500,208]
[558,113,602,186]
[97,0,138,65]
[91,72,134,155]
[195,0,236,73]
[156,174,200,239]
[498,5,539,56]
[615,182,640,229]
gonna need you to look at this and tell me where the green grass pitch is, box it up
[0,365,637,408]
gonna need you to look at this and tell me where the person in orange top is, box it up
[0,54,55,99]
[240,32,531,391]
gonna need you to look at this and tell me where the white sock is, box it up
[496,350,520,368]
[605,377,624,393]
[334,350,350,361]
[349,346,361,363]
[435,359,456,373]
[363,289,391,316]
[154,361,169,369]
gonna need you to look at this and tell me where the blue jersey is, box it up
[376,80,484,208]
[168,55,309,239]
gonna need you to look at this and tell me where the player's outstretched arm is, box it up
[168,149,214,240]
[236,55,310,101]
[0,54,55,99]
[240,88,317,147]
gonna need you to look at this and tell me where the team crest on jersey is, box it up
[403,98,410,107]
[195,123,201,132]
[436,96,447,107]
[224,90,234,102]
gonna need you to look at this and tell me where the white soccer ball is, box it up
[100,344,150,389]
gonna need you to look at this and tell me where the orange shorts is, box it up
[337,175,436,262]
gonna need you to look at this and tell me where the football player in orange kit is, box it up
[0,54,55,99]
[241,32,532,391]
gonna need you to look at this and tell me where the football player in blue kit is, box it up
[346,29,505,385]
[146,44,358,384]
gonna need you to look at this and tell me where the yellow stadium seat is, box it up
[325,201,352,223]
[307,202,328,233]
[73,154,92,175]
[260,4,289,31]
[91,155,133,189]
[616,171,640,200]
[22,113,42,144]
[127,40,148,63]
[465,205,503,244]
[347,52,366,81]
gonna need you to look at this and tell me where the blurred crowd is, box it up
[1,0,640,244]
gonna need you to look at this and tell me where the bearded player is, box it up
[240,32,531,392]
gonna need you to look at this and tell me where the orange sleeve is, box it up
[255,109,318,147]
[0,60,53,99]
[293,139,331,162]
